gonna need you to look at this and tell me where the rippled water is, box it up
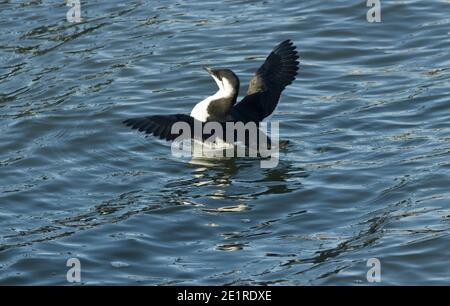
[1,0,449,285]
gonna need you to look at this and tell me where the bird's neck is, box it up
[190,86,238,122]
[213,85,238,101]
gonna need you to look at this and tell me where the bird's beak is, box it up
[203,66,214,75]
[203,66,222,90]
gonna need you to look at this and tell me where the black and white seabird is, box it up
[123,40,299,146]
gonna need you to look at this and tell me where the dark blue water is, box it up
[1,0,449,285]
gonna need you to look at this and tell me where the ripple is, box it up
[1,0,450,285]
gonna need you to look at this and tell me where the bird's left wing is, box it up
[123,114,198,141]
[124,114,274,149]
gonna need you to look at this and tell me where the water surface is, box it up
[0,0,450,285]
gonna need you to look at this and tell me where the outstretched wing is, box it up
[123,114,234,143]
[123,115,272,149]
[123,114,197,141]
[230,40,299,123]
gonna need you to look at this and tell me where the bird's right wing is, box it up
[230,40,299,123]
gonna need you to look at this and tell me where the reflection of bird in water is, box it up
[123,40,299,150]
[161,158,308,209]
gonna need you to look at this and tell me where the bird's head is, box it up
[203,66,240,98]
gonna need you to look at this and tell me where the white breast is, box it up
[191,76,235,122]
[190,96,214,122]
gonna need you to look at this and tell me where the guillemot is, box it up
[124,40,299,147]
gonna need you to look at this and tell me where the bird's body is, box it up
[190,94,219,122]
[124,40,299,148]
[190,71,238,122]
[190,68,240,123]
